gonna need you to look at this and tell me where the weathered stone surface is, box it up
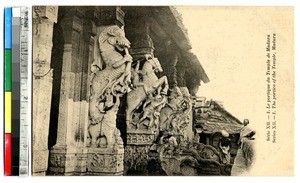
[127,130,155,145]
[88,25,131,149]
[87,147,124,175]
[160,156,197,176]
[49,13,97,175]
[124,144,150,174]
[32,6,58,175]
[33,6,58,23]
[49,147,78,175]
[32,149,49,176]
[126,55,168,131]
[179,87,193,141]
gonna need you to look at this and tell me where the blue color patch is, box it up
[5,7,12,49]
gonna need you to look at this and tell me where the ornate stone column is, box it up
[84,7,129,176]
[32,6,58,176]
[160,40,179,88]
[124,19,169,174]
[176,61,193,142]
[48,10,96,175]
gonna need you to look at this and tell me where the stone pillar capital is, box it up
[86,6,125,28]
[33,6,58,23]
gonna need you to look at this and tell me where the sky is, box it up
[177,6,293,122]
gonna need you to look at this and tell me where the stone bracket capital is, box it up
[33,6,58,23]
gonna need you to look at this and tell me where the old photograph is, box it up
[32,6,294,176]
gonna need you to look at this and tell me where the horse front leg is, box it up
[125,109,132,130]
[162,76,169,94]
[153,76,169,95]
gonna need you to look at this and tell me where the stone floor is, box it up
[231,148,248,176]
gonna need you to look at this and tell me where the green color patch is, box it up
[5,49,12,91]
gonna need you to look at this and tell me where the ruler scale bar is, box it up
[19,6,29,176]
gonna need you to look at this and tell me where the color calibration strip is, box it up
[4,7,13,176]
[4,6,29,176]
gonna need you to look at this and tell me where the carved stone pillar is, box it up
[160,40,179,88]
[32,6,58,176]
[48,12,96,175]
[85,20,130,175]
[126,19,155,60]
[124,24,168,174]
[177,62,193,142]
[179,87,193,142]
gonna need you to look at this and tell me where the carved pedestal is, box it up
[87,147,124,175]
[48,147,88,175]
[124,130,155,174]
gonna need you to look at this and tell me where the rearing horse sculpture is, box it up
[126,55,169,129]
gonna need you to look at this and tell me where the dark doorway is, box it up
[48,16,64,149]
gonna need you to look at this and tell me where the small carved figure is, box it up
[139,94,166,130]
[159,86,192,135]
[159,133,178,156]
[88,95,122,148]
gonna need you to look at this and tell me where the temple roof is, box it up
[184,51,210,84]
[123,6,209,91]
[194,99,243,134]
[154,7,209,84]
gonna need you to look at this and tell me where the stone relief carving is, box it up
[88,25,132,148]
[49,154,65,168]
[127,132,155,145]
[126,54,169,131]
[124,145,150,173]
[159,86,192,135]
[87,151,123,174]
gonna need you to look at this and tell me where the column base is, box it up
[86,147,124,175]
[124,130,155,175]
[48,146,88,175]
[32,149,49,176]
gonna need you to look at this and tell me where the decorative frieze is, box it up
[127,131,155,145]
[87,148,124,175]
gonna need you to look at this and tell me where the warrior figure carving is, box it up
[159,86,192,134]
[126,54,169,129]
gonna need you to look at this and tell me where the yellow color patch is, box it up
[5,92,12,133]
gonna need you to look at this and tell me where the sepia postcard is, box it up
[31,6,294,176]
